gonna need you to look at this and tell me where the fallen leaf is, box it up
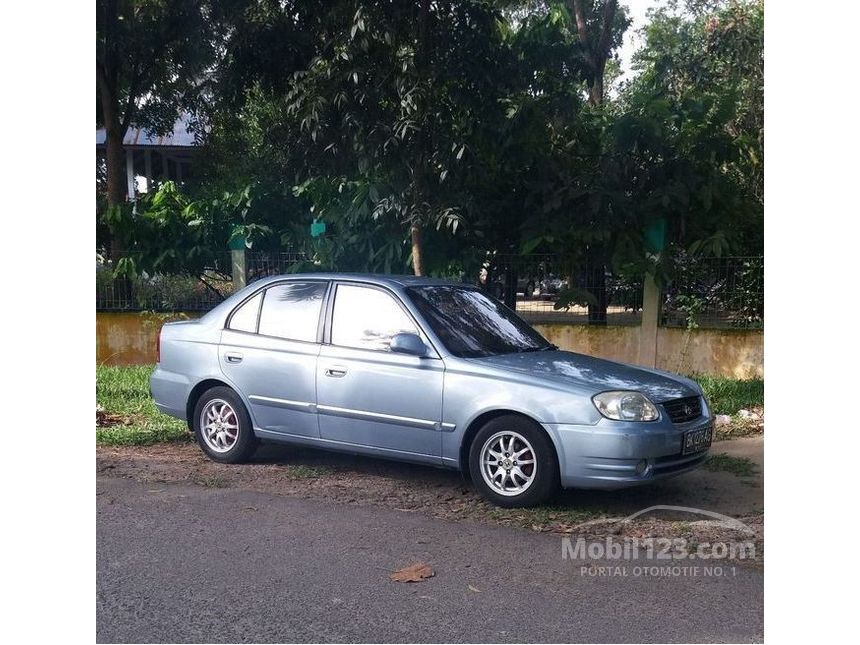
[467,584,482,593]
[390,562,435,583]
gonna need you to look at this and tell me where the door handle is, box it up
[324,366,348,378]
[225,352,243,363]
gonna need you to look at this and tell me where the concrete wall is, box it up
[534,323,763,379]
[97,312,763,378]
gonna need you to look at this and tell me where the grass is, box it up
[97,364,189,445]
[487,504,608,529]
[286,464,334,479]
[97,365,764,447]
[702,453,759,477]
[695,375,763,415]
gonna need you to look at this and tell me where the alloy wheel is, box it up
[479,430,537,496]
[200,398,239,453]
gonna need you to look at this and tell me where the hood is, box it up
[467,350,700,403]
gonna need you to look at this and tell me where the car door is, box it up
[316,282,444,460]
[219,280,329,439]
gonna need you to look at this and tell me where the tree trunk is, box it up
[409,0,432,277]
[503,266,518,309]
[97,60,129,261]
[587,262,608,325]
[104,127,126,206]
[411,223,425,276]
[570,0,617,107]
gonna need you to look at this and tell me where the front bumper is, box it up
[543,413,713,490]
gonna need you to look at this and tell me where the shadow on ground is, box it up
[98,436,763,529]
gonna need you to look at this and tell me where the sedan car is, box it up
[151,274,713,507]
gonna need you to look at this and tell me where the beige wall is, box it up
[97,312,762,378]
[534,323,763,379]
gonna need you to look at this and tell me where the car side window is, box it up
[258,282,327,342]
[227,292,262,333]
[331,284,418,352]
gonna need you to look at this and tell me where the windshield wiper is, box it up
[519,344,556,353]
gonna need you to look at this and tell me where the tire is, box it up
[192,386,258,464]
[468,415,559,507]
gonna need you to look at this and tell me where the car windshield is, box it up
[406,285,553,358]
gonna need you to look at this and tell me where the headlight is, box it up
[593,391,660,422]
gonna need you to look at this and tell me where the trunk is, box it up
[409,0,432,277]
[97,61,129,261]
[503,266,518,310]
[570,0,617,107]
[587,263,608,325]
[104,127,126,207]
[410,223,425,276]
[588,75,604,107]
[103,127,128,261]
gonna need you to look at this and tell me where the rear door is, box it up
[316,282,444,460]
[219,280,329,438]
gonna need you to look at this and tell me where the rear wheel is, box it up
[468,415,559,507]
[193,387,258,464]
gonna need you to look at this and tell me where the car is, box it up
[151,273,714,507]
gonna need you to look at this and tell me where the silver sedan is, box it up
[151,274,713,507]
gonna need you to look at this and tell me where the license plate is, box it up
[682,425,713,455]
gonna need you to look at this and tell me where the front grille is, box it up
[662,396,702,424]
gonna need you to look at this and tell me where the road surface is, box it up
[97,476,763,643]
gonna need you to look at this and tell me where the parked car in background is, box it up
[151,274,713,507]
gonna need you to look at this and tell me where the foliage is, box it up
[100,0,764,291]
[104,181,263,283]
[96,0,215,135]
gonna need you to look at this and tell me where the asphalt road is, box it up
[97,476,763,643]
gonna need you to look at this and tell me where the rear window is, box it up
[227,292,262,333]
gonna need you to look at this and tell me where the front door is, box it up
[219,280,329,438]
[316,283,444,460]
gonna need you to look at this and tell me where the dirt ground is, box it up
[97,436,763,544]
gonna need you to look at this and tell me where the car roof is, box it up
[249,272,470,289]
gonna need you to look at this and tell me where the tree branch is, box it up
[597,0,619,70]
[571,0,590,47]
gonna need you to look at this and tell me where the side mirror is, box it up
[389,332,428,357]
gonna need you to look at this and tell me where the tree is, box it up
[569,0,627,106]
[96,0,214,255]
[623,0,764,256]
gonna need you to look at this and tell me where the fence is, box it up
[95,250,763,330]
[95,250,307,312]
[661,256,764,329]
[485,254,644,326]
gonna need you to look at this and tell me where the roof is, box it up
[96,114,197,149]
[250,273,468,289]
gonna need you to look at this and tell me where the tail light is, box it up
[156,326,162,364]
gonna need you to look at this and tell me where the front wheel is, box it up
[468,415,559,507]
[193,386,258,464]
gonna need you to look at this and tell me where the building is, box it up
[96,115,197,200]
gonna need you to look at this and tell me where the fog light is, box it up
[635,459,649,476]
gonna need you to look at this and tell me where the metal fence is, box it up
[96,249,763,329]
[661,256,763,329]
[95,250,307,312]
[486,254,643,326]
[247,249,307,283]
